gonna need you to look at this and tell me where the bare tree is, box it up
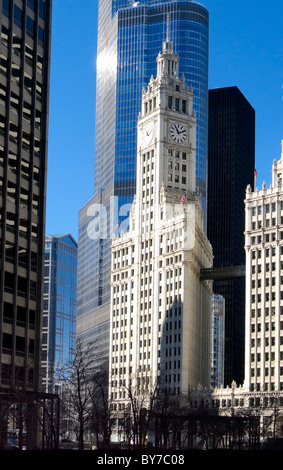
[90,362,113,448]
[116,375,159,449]
[59,340,97,450]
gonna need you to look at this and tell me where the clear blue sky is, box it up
[46,0,283,241]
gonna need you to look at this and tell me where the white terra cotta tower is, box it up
[109,36,213,412]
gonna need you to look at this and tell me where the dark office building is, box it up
[207,86,255,387]
[0,0,52,447]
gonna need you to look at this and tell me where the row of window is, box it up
[251,336,283,348]
[4,240,37,269]
[250,383,283,392]
[2,209,38,232]
[251,282,283,293]
[251,201,283,216]
[250,232,283,245]
[0,145,40,181]
[251,306,283,317]
[3,301,36,325]
[250,364,283,375]
[4,271,37,297]
[3,0,45,16]
[251,261,283,275]
[191,396,283,408]
[251,246,283,258]
[251,292,283,304]
[0,117,41,153]
[143,82,189,117]
[251,217,283,230]
[0,61,43,102]
[2,180,40,211]
[0,84,42,127]
[3,0,45,38]
[250,321,283,335]
[1,25,43,74]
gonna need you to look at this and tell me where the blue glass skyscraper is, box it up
[43,234,77,393]
[77,0,209,358]
[95,0,208,204]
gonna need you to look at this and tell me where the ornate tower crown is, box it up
[156,38,179,80]
[156,16,179,80]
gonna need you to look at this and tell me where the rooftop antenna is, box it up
[166,13,170,42]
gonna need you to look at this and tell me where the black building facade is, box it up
[207,86,255,387]
[0,0,53,446]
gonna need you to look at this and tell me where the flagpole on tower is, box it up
[254,168,258,190]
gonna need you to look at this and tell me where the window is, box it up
[36,81,42,100]
[37,53,43,73]
[38,26,44,44]
[26,16,35,38]
[14,5,23,28]
[175,97,179,112]
[24,72,33,93]
[0,54,8,74]
[11,62,20,85]
[27,0,35,10]
[10,91,20,113]
[25,44,34,65]
[23,101,32,121]
[1,25,9,46]
[9,121,19,142]
[39,0,45,18]
[0,84,7,102]
[2,0,10,18]
[12,35,21,56]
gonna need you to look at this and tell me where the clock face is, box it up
[144,124,153,146]
[170,123,187,144]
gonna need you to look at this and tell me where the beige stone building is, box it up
[244,144,283,392]
[191,143,283,443]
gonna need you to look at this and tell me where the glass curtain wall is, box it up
[42,234,77,393]
[95,0,209,207]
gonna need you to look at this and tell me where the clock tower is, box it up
[109,36,213,426]
[136,33,197,209]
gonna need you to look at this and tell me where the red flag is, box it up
[180,193,187,204]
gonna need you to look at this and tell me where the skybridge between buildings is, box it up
[200,265,246,281]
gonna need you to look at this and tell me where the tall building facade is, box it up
[77,0,209,361]
[190,144,283,445]
[42,234,77,394]
[109,37,212,420]
[0,0,52,394]
[207,86,255,386]
[244,145,283,392]
[211,294,225,388]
